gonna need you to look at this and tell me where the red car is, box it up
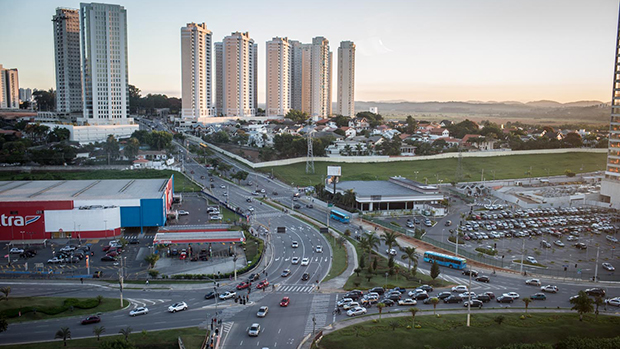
[236,282,252,290]
[280,297,290,307]
[256,280,269,289]
[106,251,118,257]
[81,315,101,325]
[102,245,112,252]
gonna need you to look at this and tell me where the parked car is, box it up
[602,262,615,271]
[476,294,491,302]
[463,300,483,308]
[347,306,367,317]
[256,306,269,317]
[451,285,468,293]
[9,247,24,254]
[369,287,385,295]
[444,295,463,304]
[380,299,395,307]
[47,257,63,264]
[554,240,565,247]
[574,243,587,250]
[343,301,360,310]
[168,302,188,313]
[129,307,149,316]
[101,255,117,262]
[437,292,452,300]
[496,295,514,303]
[606,235,618,243]
[503,292,520,299]
[418,285,433,292]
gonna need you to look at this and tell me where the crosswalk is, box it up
[126,298,172,307]
[122,234,155,240]
[276,283,316,293]
[221,321,233,334]
[304,295,331,335]
[254,212,286,219]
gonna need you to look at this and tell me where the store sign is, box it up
[0,214,41,227]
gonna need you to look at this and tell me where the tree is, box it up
[408,307,419,326]
[382,231,400,252]
[405,115,418,134]
[55,327,71,347]
[93,326,106,341]
[522,297,532,314]
[284,109,310,123]
[389,321,399,331]
[144,254,160,269]
[96,295,104,305]
[429,297,440,315]
[563,132,583,148]
[33,88,55,111]
[430,261,440,279]
[354,267,361,277]
[124,137,140,160]
[359,233,381,267]
[104,135,120,164]
[401,246,418,272]
[119,326,133,341]
[376,302,385,320]
[569,290,594,321]
[593,296,604,319]
[231,170,249,184]
[0,286,10,301]
[128,84,142,113]
[99,338,137,349]
[149,131,173,150]
[494,315,505,326]
[47,127,70,143]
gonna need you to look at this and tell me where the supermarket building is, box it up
[0,177,174,241]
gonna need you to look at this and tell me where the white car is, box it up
[168,302,188,313]
[525,279,541,286]
[526,256,538,264]
[606,235,619,243]
[178,210,189,216]
[347,306,367,316]
[541,285,559,293]
[9,248,24,254]
[248,323,261,337]
[554,240,565,247]
[451,285,468,293]
[129,306,149,316]
[398,298,417,306]
[459,292,477,299]
[605,297,620,307]
[256,306,269,317]
[386,249,397,256]
[291,241,299,248]
[602,262,615,271]
[60,246,76,252]
[291,257,300,264]
[301,257,310,266]
[220,185,226,189]
[337,298,353,307]
[47,257,63,264]
[248,207,254,212]
[316,246,323,253]
[219,291,237,300]
[342,301,359,310]
[503,292,520,299]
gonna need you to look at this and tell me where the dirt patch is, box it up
[217,144,261,162]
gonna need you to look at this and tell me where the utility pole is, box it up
[233,254,238,281]
[467,268,472,326]
[519,238,525,275]
[119,257,124,307]
[594,247,600,282]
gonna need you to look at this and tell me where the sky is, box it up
[1,0,619,103]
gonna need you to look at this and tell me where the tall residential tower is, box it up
[0,65,19,109]
[337,41,355,117]
[181,22,213,118]
[309,37,332,118]
[80,2,129,124]
[53,8,82,115]
[266,37,291,116]
[220,32,257,117]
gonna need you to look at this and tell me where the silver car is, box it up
[248,323,261,336]
[256,306,268,318]
[129,306,149,316]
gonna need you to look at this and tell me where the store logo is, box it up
[0,214,41,227]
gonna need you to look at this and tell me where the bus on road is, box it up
[423,251,466,270]
[330,209,350,223]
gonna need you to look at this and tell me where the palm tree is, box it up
[522,297,532,314]
[429,297,440,315]
[409,307,419,326]
[400,246,418,272]
[0,286,10,301]
[336,236,345,248]
[119,326,133,341]
[376,302,385,321]
[55,327,71,347]
[93,326,105,341]
[359,233,381,267]
[382,231,400,252]
[343,189,356,209]
[569,291,594,321]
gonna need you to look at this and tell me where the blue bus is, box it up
[330,209,350,223]
[423,251,466,270]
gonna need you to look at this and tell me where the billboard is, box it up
[327,166,341,176]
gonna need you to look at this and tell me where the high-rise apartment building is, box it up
[337,41,356,116]
[289,40,304,112]
[214,42,223,115]
[266,37,291,116]
[181,22,213,118]
[53,8,82,115]
[80,2,129,124]
[309,37,332,118]
[19,88,32,102]
[601,7,620,207]
[0,64,19,109]
[221,32,257,117]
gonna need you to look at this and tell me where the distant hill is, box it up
[354,99,609,125]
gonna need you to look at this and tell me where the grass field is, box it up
[0,169,201,192]
[263,152,606,187]
[320,313,620,349]
[0,297,129,323]
[0,327,206,349]
[322,233,348,283]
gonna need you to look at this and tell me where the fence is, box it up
[362,216,620,282]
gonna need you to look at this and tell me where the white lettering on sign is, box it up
[0,214,41,227]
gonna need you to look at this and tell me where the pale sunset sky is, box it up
[0,0,618,103]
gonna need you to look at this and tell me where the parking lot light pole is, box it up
[233,254,238,281]
[467,269,472,327]
[519,238,525,275]
[385,272,388,289]
[594,247,600,282]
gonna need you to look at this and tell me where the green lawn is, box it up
[0,297,129,323]
[263,152,606,186]
[0,169,201,192]
[0,327,206,349]
[344,249,446,290]
[320,313,620,349]
[323,233,349,283]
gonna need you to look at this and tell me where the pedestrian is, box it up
[265,271,268,277]
[80,278,83,284]
[146,280,149,285]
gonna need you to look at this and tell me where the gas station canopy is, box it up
[153,231,245,245]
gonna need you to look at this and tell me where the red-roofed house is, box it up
[339,126,356,138]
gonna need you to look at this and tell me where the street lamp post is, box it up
[312,315,316,335]
[467,268,472,326]
[233,253,238,281]
[385,272,388,289]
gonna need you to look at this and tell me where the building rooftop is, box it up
[0,178,171,202]
[333,180,420,197]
